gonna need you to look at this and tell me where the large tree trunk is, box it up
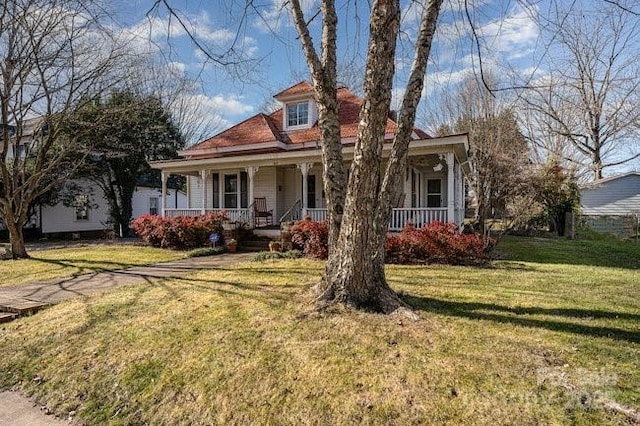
[291,0,443,314]
[6,218,28,259]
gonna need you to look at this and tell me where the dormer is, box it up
[273,81,317,131]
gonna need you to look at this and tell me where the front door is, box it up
[427,179,442,207]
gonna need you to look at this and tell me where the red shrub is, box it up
[385,221,491,265]
[289,217,329,259]
[131,212,227,250]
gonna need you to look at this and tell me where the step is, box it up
[0,311,18,323]
[0,299,49,316]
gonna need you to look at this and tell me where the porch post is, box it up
[456,163,463,227]
[246,166,259,204]
[297,163,313,217]
[246,166,259,225]
[445,151,455,223]
[200,169,207,215]
[160,171,167,217]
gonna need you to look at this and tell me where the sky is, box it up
[109,0,640,175]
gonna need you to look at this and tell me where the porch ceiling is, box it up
[151,133,470,176]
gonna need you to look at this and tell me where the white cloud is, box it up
[253,0,317,33]
[187,93,254,117]
[478,7,539,52]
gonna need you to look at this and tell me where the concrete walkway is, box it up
[0,252,254,425]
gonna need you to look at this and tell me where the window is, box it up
[212,173,220,208]
[287,102,309,127]
[427,179,442,207]
[149,197,159,215]
[74,195,89,221]
[307,175,316,208]
[224,174,238,208]
[240,171,248,208]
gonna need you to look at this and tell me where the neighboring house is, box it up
[37,179,187,237]
[580,172,640,238]
[151,82,471,231]
[1,117,187,236]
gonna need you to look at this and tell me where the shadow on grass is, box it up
[405,295,640,344]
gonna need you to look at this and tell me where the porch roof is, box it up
[151,133,471,177]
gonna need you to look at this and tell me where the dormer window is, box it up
[287,102,309,127]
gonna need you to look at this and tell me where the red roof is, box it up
[273,81,314,99]
[184,82,430,157]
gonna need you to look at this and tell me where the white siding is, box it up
[41,181,110,234]
[132,187,187,218]
[581,174,640,216]
[188,175,204,209]
[253,167,277,216]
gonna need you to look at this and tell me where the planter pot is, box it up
[269,241,282,252]
[226,243,238,253]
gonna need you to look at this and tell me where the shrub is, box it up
[131,212,227,250]
[253,250,303,262]
[289,217,329,259]
[187,247,226,257]
[385,222,491,265]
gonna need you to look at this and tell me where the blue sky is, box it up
[110,0,639,174]
[112,0,540,125]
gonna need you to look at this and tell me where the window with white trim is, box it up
[286,102,309,127]
[149,197,159,215]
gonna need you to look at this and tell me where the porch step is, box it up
[241,240,271,252]
[0,311,18,323]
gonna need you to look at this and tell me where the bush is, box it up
[289,217,329,259]
[385,222,491,265]
[187,246,226,257]
[287,218,490,265]
[253,250,303,262]
[131,212,227,250]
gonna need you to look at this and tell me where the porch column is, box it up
[200,169,207,215]
[456,163,464,227]
[297,162,313,217]
[246,166,259,204]
[445,151,455,223]
[160,171,167,217]
[246,166,259,225]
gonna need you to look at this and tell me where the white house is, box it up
[580,172,640,237]
[151,82,471,231]
[0,117,188,237]
[37,180,187,236]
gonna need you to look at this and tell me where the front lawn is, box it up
[0,235,638,425]
[0,245,186,287]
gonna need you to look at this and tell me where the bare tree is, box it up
[286,0,445,315]
[520,3,640,180]
[0,0,130,258]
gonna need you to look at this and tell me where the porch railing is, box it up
[306,208,327,222]
[280,200,302,223]
[389,208,447,231]
[164,208,251,224]
[164,207,448,230]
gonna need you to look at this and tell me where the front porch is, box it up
[155,135,470,231]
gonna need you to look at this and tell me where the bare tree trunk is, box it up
[6,218,28,259]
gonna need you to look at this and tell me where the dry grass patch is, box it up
[0,245,186,287]
[0,236,638,425]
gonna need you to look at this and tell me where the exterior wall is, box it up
[253,167,277,217]
[580,174,640,216]
[41,181,110,234]
[188,175,204,209]
[282,167,301,218]
[132,187,187,218]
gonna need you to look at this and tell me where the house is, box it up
[151,82,471,232]
[580,172,640,237]
[1,117,187,237]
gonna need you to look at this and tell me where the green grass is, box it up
[0,235,638,425]
[0,245,186,287]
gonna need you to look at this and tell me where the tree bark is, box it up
[6,218,28,259]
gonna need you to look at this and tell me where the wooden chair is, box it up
[253,197,273,227]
